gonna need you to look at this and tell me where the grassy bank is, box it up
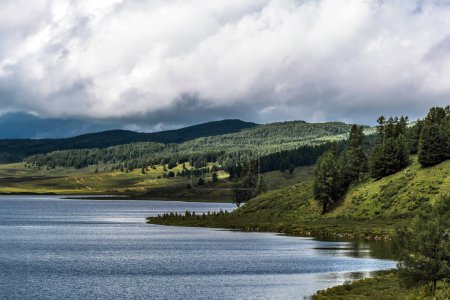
[146,180,399,239]
[148,158,449,239]
[313,271,450,299]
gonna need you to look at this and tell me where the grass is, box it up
[328,156,450,221]
[149,157,450,239]
[313,271,450,300]
[0,162,226,198]
[0,162,314,201]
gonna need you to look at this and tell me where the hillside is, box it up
[148,157,450,238]
[0,120,363,195]
[0,119,257,163]
[22,121,355,169]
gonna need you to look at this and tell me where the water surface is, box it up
[0,196,395,299]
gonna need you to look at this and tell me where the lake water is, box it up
[0,196,395,300]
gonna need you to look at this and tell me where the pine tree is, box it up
[419,125,446,166]
[418,107,449,167]
[313,149,343,214]
[393,195,450,295]
[341,125,368,185]
[369,116,410,179]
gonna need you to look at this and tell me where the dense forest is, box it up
[0,119,257,163]
[24,121,355,172]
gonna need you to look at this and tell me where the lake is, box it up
[0,196,395,299]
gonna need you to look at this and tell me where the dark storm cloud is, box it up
[0,112,110,138]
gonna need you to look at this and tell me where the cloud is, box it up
[0,0,450,129]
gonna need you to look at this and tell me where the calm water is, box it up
[0,196,395,300]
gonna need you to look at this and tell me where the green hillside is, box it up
[149,157,450,238]
[0,120,357,196]
[22,121,354,168]
[0,119,257,163]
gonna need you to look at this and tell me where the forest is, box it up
[0,119,257,163]
[23,120,354,172]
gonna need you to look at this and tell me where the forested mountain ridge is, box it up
[23,121,357,170]
[0,119,257,163]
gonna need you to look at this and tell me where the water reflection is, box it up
[313,239,394,260]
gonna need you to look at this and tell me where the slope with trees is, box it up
[0,119,257,163]
[22,121,355,172]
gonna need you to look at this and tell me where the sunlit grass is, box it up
[0,162,314,200]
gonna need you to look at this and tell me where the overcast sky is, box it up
[1,0,450,137]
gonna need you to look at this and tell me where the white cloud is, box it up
[0,0,449,124]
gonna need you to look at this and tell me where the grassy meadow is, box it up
[0,161,314,202]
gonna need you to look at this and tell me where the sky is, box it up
[0,0,450,138]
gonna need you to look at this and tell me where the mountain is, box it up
[0,119,257,163]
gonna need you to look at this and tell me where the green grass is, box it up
[313,272,450,300]
[0,162,314,202]
[0,162,224,197]
[328,157,450,221]
[149,157,450,238]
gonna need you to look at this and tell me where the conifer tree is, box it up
[369,116,410,179]
[341,125,368,185]
[418,106,450,167]
[393,195,450,295]
[313,147,343,214]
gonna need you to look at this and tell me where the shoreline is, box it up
[63,195,233,203]
[0,192,234,203]
[147,215,396,241]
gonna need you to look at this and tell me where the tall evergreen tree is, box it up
[418,106,450,167]
[393,195,450,295]
[313,148,343,214]
[369,116,410,179]
[341,125,368,186]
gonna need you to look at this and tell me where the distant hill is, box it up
[23,120,356,170]
[0,119,257,163]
